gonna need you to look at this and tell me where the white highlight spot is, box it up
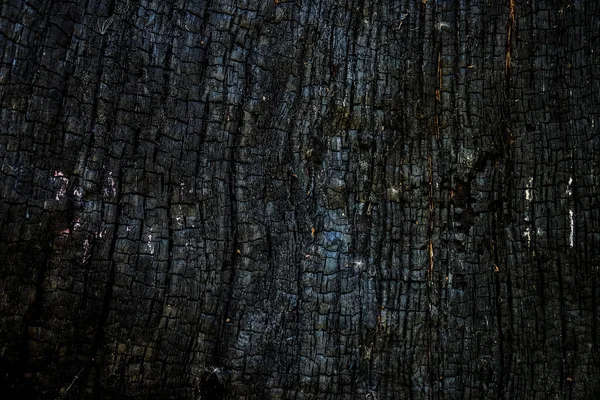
[147,234,154,255]
[523,227,531,247]
[53,171,69,200]
[525,177,533,202]
[569,209,574,248]
[566,177,573,196]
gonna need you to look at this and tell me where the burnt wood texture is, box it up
[1,0,600,399]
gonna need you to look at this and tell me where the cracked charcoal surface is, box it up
[1,0,600,399]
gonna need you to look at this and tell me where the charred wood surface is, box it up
[1,0,600,398]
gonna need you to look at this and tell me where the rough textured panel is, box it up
[1,0,599,399]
